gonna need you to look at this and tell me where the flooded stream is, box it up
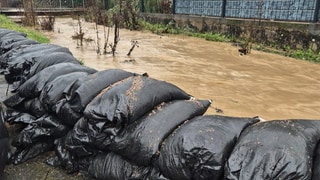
[44,17,320,120]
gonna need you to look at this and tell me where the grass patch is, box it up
[287,49,320,62]
[140,20,320,63]
[0,14,50,43]
[140,20,230,42]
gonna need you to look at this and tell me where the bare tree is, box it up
[22,0,36,26]
[110,12,120,56]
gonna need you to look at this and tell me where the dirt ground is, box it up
[2,17,320,179]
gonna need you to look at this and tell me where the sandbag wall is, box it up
[1,28,320,180]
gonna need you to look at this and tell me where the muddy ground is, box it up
[2,17,320,179]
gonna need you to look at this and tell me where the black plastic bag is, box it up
[84,76,191,125]
[26,51,80,79]
[157,115,259,180]
[2,106,36,124]
[4,63,97,107]
[11,141,54,165]
[64,117,97,157]
[0,33,27,47]
[55,99,82,126]
[65,69,136,113]
[87,152,153,180]
[0,35,28,54]
[46,132,80,173]
[312,142,320,180]
[55,69,136,126]
[23,97,47,118]
[11,114,70,148]
[3,44,72,84]
[0,28,18,38]
[225,119,320,180]
[0,39,39,55]
[39,71,89,112]
[1,44,64,68]
[0,105,9,179]
[110,99,211,166]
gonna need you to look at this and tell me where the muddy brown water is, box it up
[44,17,320,120]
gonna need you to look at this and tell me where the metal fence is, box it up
[174,0,320,22]
[0,0,85,8]
[33,0,85,8]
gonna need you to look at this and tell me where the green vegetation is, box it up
[140,21,230,42]
[287,49,320,63]
[0,15,50,43]
[77,58,85,65]
[140,20,320,63]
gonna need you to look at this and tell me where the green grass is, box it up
[287,49,320,63]
[140,20,320,63]
[0,14,50,43]
[140,20,230,42]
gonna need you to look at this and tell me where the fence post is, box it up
[172,0,175,14]
[221,0,226,17]
[141,0,145,13]
[314,0,320,22]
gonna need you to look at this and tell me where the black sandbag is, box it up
[4,62,97,107]
[23,97,47,118]
[84,76,191,125]
[55,99,82,126]
[0,32,26,46]
[39,71,89,112]
[26,51,80,79]
[0,31,26,39]
[46,132,79,173]
[0,33,27,46]
[87,152,153,180]
[110,99,211,166]
[86,117,122,152]
[11,141,54,165]
[157,115,259,180]
[1,43,71,66]
[11,114,70,148]
[312,143,320,180]
[64,117,97,157]
[2,106,36,124]
[0,35,28,54]
[65,69,136,113]
[0,44,58,66]
[0,39,39,55]
[0,28,17,38]
[0,106,9,179]
[225,119,320,180]
[54,69,136,126]
[3,44,72,83]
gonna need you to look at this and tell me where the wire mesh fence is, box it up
[33,0,85,8]
[174,0,320,22]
